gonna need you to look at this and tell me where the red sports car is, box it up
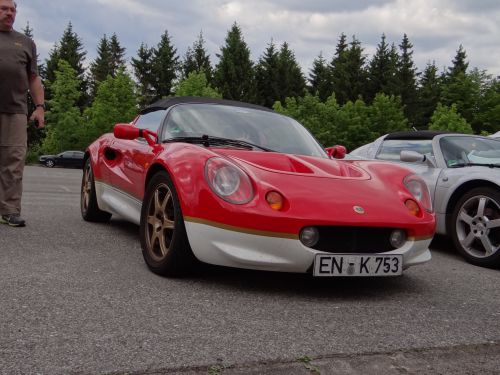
[81,97,435,277]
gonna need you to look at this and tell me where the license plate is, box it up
[313,254,403,277]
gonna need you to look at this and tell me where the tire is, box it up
[450,187,500,267]
[45,159,55,168]
[80,159,112,222]
[140,171,197,276]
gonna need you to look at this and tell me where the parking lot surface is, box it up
[0,166,499,374]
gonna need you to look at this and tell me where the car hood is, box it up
[216,149,370,180]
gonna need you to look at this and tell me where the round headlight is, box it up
[205,157,254,204]
[403,174,433,213]
[300,227,319,248]
[390,229,407,248]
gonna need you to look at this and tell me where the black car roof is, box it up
[140,96,274,115]
[385,130,455,140]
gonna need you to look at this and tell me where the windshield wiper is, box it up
[449,162,500,168]
[163,134,274,152]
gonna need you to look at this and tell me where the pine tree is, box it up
[277,42,306,103]
[213,22,255,102]
[89,35,111,97]
[397,34,418,125]
[131,43,155,107]
[44,22,89,109]
[151,30,179,100]
[330,33,350,104]
[308,52,332,101]
[109,33,126,77]
[415,62,441,129]
[255,40,281,107]
[366,34,399,101]
[447,45,469,78]
[182,32,213,82]
[344,36,367,102]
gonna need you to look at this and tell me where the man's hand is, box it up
[30,106,45,128]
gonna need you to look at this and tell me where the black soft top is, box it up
[385,130,455,140]
[140,96,274,115]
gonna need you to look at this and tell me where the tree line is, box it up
[23,21,500,158]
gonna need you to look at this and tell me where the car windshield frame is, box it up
[440,135,500,167]
[160,103,328,158]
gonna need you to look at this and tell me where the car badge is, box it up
[353,206,365,214]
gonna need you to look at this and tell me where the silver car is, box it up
[351,131,500,267]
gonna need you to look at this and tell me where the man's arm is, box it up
[29,74,45,129]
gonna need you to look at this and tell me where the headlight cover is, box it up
[403,174,433,213]
[205,157,254,204]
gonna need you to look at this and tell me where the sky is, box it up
[15,0,500,79]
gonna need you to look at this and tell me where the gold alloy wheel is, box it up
[81,164,92,212]
[145,182,175,262]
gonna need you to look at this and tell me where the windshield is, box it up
[161,103,327,157]
[440,136,500,167]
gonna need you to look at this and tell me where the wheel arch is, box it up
[145,163,170,192]
[445,180,500,228]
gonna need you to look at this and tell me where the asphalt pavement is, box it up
[0,166,499,374]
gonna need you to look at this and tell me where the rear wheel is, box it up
[140,171,197,276]
[80,159,112,222]
[45,159,55,168]
[450,187,500,267]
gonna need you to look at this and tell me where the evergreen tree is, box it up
[344,36,367,102]
[109,33,126,77]
[84,69,138,144]
[476,78,500,134]
[415,62,441,129]
[89,34,111,96]
[330,33,350,104]
[44,22,88,109]
[214,22,255,102]
[175,72,221,98]
[255,40,281,107]
[335,99,373,150]
[151,30,179,100]
[131,43,155,107]
[42,60,84,153]
[308,52,332,102]
[277,42,306,103]
[366,34,399,101]
[448,45,469,78]
[182,31,213,81]
[397,34,418,126]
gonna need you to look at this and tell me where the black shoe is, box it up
[0,214,26,227]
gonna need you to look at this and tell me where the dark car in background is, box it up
[39,151,85,168]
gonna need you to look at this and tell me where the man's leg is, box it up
[0,113,27,226]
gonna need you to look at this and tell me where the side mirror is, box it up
[113,123,158,147]
[114,123,140,140]
[325,145,347,159]
[400,150,426,163]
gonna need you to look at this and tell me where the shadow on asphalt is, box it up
[101,217,436,300]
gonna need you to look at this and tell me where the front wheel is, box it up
[81,159,112,222]
[140,171,197,276]
[450,187,500,267]
[45,159,55,168]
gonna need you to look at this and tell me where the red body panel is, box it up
[88,136,435,238]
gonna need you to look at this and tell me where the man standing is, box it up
[0,0,45,227]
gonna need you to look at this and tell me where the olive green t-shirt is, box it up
[0,29,38,114]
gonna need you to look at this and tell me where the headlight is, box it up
[205,157,254,204]
[403,174,433,213]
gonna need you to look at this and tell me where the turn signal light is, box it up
[266,191,284,210]
[405,199,421,216]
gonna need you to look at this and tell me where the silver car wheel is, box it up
[456,194,500,258]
